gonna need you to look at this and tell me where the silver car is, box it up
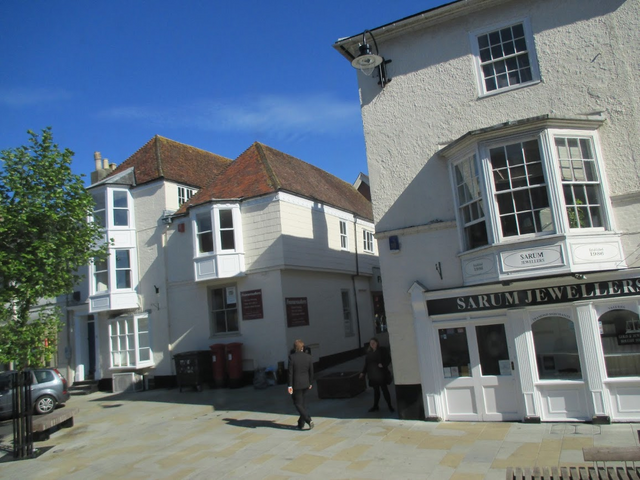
[0,368,70,418]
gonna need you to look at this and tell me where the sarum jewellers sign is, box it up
[427,277,640,315]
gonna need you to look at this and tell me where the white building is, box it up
[334,0,640,422]
[60,136,381,389]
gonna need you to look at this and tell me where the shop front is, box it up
[410,271,640,423]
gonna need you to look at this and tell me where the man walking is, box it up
[288,339,314,430]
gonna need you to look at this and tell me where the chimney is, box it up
[103,157,110,169]
[94,152,102,171]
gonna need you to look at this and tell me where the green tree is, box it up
[0,128,107,369]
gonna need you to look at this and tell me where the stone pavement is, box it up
[0,357,639,479]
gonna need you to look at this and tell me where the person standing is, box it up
[359,337,395,412]
[288,339,314,430]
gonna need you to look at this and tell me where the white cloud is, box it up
[0,87,72,107]
[98,93,361,137]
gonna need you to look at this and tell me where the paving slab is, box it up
[0,358,638,479]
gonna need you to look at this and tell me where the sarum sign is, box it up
[427,277,640,315]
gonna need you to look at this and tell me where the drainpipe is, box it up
[352,219,362,349]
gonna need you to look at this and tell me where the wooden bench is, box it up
[31,408,78,441]
[506,447,640,479]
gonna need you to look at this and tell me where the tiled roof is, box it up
[105,135,232,188]
[180,142,373,221]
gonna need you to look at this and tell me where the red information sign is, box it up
[240,289,263,320]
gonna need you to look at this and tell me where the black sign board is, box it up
[427,277,640,316]
[286,297,309,327]
[240,289,263,320]
[617,332,640,346]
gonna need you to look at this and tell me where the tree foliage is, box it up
[0,128,107,368]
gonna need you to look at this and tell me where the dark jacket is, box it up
[362,346,391,387]
[288,351,314,390]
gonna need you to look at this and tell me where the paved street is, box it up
[1,360,639,479]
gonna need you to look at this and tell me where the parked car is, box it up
[0,368,70,419]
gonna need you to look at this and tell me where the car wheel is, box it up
[34,395,56,415]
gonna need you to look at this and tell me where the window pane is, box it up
[501,215,518,237]
[113,191,128,208]
[93,192,106,211]
[138,332,150,349]
[599,310,640,378]
[139,348,151,362]
[517,211,535,234]
[439,328,471,377]
[113,209,128,226]
[198,233,214,253]
[196,214,212,232]
[532,317,582,379]
[465,222,488,249]
[93,211,106,228]
[219,210,233,229]
[220,230,235,250]
[95,272,108,292]
[476,324,510,376]
[115,250,130,268]
[496,192,514,214]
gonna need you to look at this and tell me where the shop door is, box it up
[439,323,520,421]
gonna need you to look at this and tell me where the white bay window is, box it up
[192,204,244,281]
[443,115,623,284]
[109,313,153,369]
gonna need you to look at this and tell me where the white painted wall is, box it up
[353,0,640,385]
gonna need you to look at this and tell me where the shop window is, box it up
[439,327,471,377]
[532,316,582,380]
[599,309,640,378]
[476,324,511,376]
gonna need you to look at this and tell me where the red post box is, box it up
[209,344,226,388]
[226,342,243,388]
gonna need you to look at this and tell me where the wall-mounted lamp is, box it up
[351,30,391,88]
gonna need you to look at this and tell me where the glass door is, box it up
[438,322,520,421]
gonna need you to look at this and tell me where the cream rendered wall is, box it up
[242,195,285,271]
[355,0,639,385]
[166,271,290,371]
[279,194,374,275]
[129,181,173,376]
[282,270,373,360]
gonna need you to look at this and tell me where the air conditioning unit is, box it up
[112,372,144,393]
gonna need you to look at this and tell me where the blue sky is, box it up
[0,1,448,186]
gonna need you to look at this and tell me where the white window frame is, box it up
[114,249,132,290]
[339,220,349,250]
[178,186,196,206]
[91,189,106,229]
[210,285,239,335]
[363,230,375,253]
[109,189,131,228]
[341,289,354,337]
[93,257,109,293]
[452,153,489,250]
[217,208,236,252]
[192,204,242,257]
[470,18,540,97]
[450,127,612,252]
[108,313,153,369]
[195,212,214,254]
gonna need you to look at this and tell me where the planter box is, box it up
[316,371,366,399]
